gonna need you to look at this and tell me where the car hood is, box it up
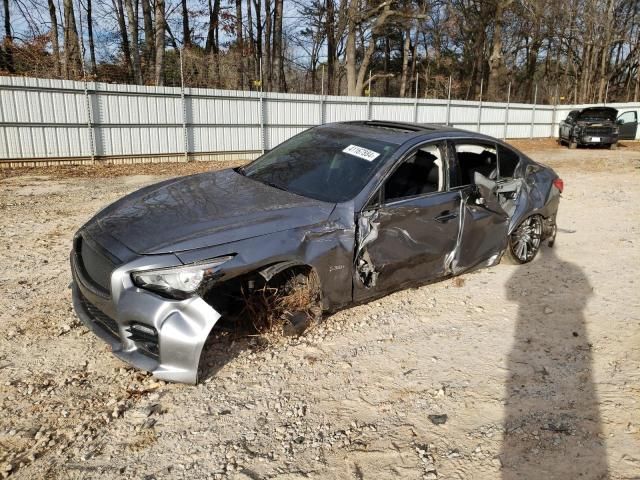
[87,169,335,254]
[576,107,617,123]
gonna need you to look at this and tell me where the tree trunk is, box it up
[326,0,336,95]
[154,0,165,85]
[253,0,262,84]
[141,0,154,83]
[246,0,255,78]
[272,0,283,91]
[383,36,390,96]
[264,0,272,89]
[47,0,61,76]
[2,0,13,73]
[345,0,358,95]
[597,0,614,102]
[487,0,510,101]
[205,0,219,53]
[399,28,411,97]
[86,0,97,75]
[63,0,82,78]
[124,0,142,84]
[181,0,191,46]
[113,0,132,81]
[235,0,244,88]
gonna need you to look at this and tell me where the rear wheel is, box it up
[504,215,543,264]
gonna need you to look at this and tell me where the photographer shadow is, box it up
[501,247,608,479]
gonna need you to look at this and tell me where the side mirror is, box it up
[617,118,624,125]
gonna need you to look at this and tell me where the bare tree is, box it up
[141,0,154,82]
[86,0,97,75]
[124,0,142,83]
[154,0,165,85]
[63,0,82,78]
[47,0,61,76]
[2,0,14,72]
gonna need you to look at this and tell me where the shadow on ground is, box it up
[502,247,608,479]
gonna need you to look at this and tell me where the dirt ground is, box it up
[1,139,639,479]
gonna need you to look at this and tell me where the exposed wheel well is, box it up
[200,263,321,334]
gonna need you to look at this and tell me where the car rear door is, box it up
[446,140,509,273]
[617,111,638,140]
[353,141,460,300]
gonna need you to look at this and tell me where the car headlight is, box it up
[131,255,234,299]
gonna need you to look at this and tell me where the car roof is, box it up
[317,121,501,146]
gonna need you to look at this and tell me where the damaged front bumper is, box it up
[71,253,220,384]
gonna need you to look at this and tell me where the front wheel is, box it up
[504,215,543,264]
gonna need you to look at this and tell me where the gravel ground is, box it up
[1,140,639,479]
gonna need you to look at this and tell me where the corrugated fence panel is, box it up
[1,75,639,161]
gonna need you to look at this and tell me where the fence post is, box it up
[476,77,483,133]
[550,83,558,138]
[446,75,452,126]
[82,79,96,163]
[530,83,537,139]
[259,59,265,154]
[503,82,511,140]
[179,48,189,162]
[367,69,373,120]
[319,65,325,125]
[76,9,95,163]
[413,72,419,123]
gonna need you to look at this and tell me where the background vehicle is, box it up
[71,122,562,383]
[558,107,620,149]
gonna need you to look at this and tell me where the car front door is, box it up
[353,141,460,301]
[617,111,638,140]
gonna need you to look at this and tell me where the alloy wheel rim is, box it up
[511,216,542,262]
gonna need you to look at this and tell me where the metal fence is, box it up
[1,75,639,166]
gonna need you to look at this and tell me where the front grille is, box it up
[584,126,613,136]
[78,290,120,340]
[76,236,115,294]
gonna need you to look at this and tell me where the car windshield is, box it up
[242,127,399,202]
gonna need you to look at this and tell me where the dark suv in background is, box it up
[559,107,620,149]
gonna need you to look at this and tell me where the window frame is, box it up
[448,139,499,189]
[617,110,637,124]
[363,140,449,209]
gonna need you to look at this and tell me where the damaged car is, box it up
[558,106,619,149]
[71,121,563,384]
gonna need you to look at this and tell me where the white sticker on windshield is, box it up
[342,144,380,162]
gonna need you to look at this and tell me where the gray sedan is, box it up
[71,121,562,383]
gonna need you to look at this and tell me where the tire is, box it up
[568,140,577,149]
[503,215,543,264]
[609,142,618,150]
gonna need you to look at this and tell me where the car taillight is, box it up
[553,178,564,193]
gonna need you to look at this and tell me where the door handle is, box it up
[435,211,458,223]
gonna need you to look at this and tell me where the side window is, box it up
[383,143,444,203]
[451,142,497,187]
[497,144,520,178]
[617,111,637,124]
